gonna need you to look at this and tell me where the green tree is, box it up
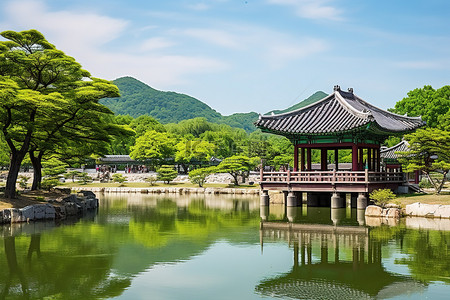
[129,130,177,165]
[157,165,178,184]
[391,85,450,130]
[216,155,256,186]
[112,173,127,186]
[397,128,450,194]
[189,166,217,187]
[0,29,120,198]
[175,139,215,172]
[369,189,396,207]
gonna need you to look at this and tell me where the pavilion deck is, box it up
[259,169,404,193]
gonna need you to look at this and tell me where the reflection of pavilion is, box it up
[256,222,426,299]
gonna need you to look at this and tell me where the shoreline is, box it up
[70,186,261,195]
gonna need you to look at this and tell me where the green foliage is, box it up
[189,166,217,187]
[18,175,30,189]
[112,173,127,185]
[369,189,396,207]
[397,128,450,193]
[419,177,433,189]
[65,170,83,182]
[216,155,257,186]
[129,130,177,163]
[391,85,450,130]
[157,165,178,184]
[41,178,60,190]
[78,172,93,185]
[144,175,157,186]
[175,139,215,163]
[101,77,223,124]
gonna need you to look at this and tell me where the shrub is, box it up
[112,173,127,186]
[419,178,433,189]
[78,173,93,185]
[369,189,396,208]
[41,178,60,190]
[157,165,178,184]
[189,166,216,187]
[18,175,30,189]
[144,175,157,186]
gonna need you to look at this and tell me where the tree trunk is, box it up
[29,151,43,191]
[4,152,27,199]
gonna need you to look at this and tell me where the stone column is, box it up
[331,208,346,225]
[260,205,269,221]
[357,192,368,210]
[331,192,345,208]
[260,190,269,206]
[286,191,299,207]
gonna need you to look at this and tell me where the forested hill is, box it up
[266,91,328,115]
[101,76,325,132]
[101,77,222,123]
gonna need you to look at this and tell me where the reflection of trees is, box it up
[0,227,131,299]
[395,229,450,283]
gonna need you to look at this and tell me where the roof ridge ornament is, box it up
[333,85,341,91]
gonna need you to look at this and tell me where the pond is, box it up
[0,193,449,299]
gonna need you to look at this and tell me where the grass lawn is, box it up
[395,192,450,207]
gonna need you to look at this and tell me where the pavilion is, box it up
[255,86,425,209]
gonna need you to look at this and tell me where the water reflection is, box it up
[0,194,259,299]
[0,194,450,299]
[259,204,450,299]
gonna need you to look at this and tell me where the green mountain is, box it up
[101,76,326,132]
[266,91,328,115]
[101,77,222,123]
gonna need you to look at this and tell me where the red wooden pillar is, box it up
[358,147,364,170]
[334,148,339,171]
[321,148,327,171]
[307,148,312,170]
[300,147,305,171]
[294,145,298,171]
[352,144,358,171]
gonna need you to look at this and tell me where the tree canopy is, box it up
[397,128,450,193]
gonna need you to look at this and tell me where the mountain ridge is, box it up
[100,76,326,132]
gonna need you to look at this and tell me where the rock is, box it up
[34,204,47,220]
[45,204,56,219]
[64,202,79,216]
[384,208,401,218]
[10,208,25,223]
[21,205,35,221]
[365,205,383,217]
[54,187,71,194]
[435,205,450,218]
[80,190,96,199]
[60,194,77,203]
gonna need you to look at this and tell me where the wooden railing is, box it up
[260,169,404,184]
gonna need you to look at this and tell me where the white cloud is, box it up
[0,0,229,87]
[267,0,344,21]
[187,3,211,11]
[2,0,128,53]
[394,60,450,70]
[140,37,175,52]
[181,28,242,49]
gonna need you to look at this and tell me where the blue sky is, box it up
[1,0,449,115]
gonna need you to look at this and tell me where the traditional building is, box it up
[255,86,425,209]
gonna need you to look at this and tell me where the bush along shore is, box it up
[71,186,261,195]
[0,190,99,224]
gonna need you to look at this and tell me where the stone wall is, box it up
[0,190,99,224]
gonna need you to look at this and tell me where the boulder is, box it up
[365,205,383,217]
[21,205,35,221]
[80,190,96,199]
[45,204,56,219]
[34,204,47,220]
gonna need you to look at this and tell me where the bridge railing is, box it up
[260,169,404,184]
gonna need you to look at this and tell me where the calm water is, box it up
[0,193,449,299]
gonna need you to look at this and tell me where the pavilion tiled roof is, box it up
[380,140,410,160]
[255,86,425,136]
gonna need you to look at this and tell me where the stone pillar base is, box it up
[357,193,368,210]
[260,191,269,206]
[331,193,345,208]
